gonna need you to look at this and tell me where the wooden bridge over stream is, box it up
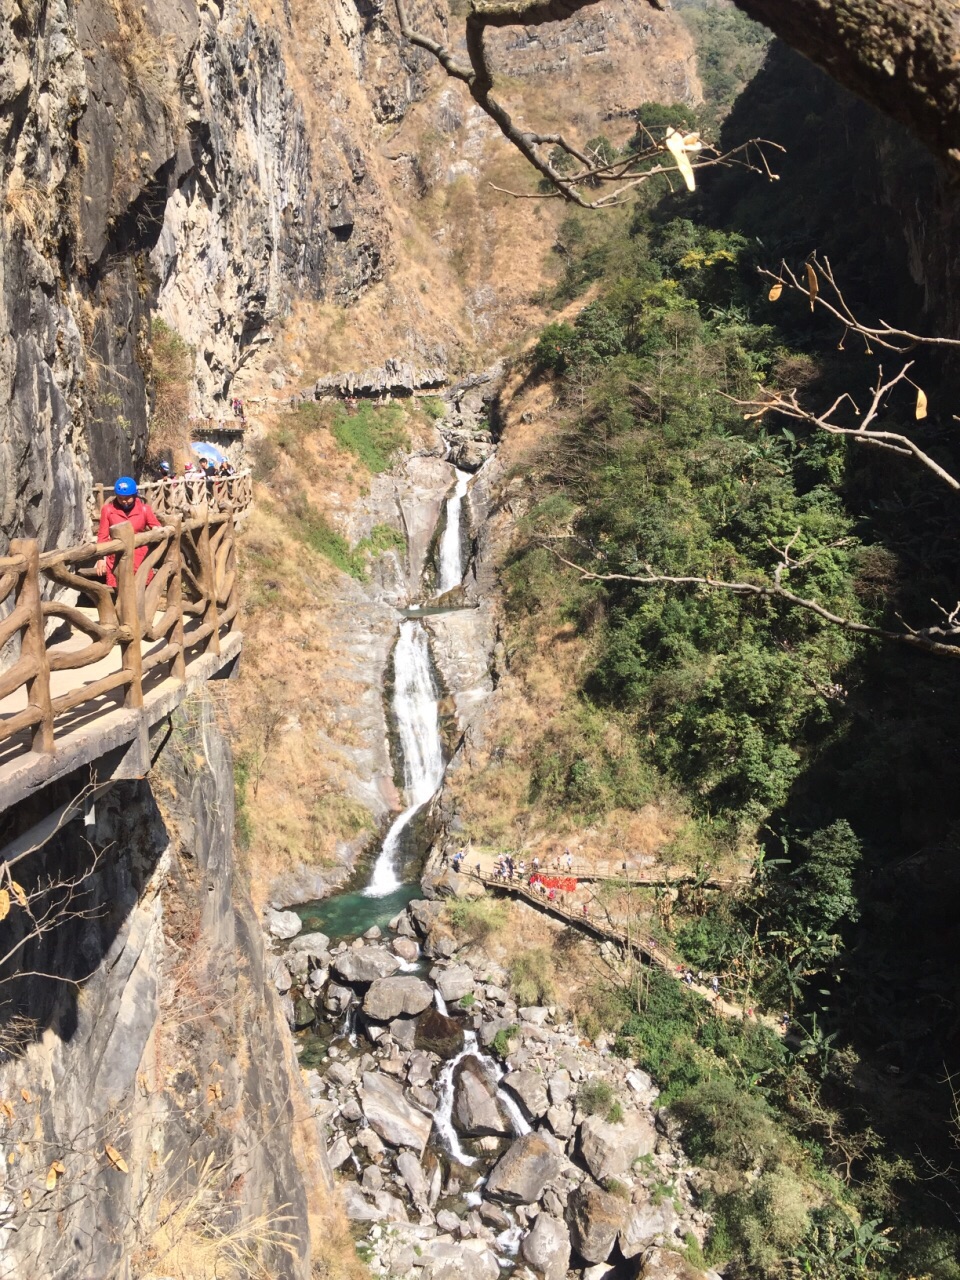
[0,479,252,814]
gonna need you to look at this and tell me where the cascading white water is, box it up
[437,469,471,594]
[364,620,445,897]
[433,1030,531,1166]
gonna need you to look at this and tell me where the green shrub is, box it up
[491,1025,519,1058]
[508,948,556,1005]
[446,898,507,943]
[606,1099,624,1124]
[331,402,408,473]
[459,992,476,1009]
[578,1078,615,1116]
[603,1177,631,1200]
[671,1077,786,1172]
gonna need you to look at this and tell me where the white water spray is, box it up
[433,1031,531,1167]
[365,620,445,896]
[437,469,471,594]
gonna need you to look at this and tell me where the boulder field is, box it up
[264,896,723,1280]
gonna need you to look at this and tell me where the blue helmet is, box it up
[114,476,138,497]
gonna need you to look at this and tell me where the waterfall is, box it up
[433,1031,531,1166]
[364,620,445,897]
[437,469,471,593]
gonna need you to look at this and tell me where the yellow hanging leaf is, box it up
[22,1188,32,1208]
[916,386,928,419]
[20,1089,31,1104]
[51,1160,65,1174]
[104,1144,129,1174]
[0,890,9,922]
[45,1164,59,1190]
[665,128,696,192]
[9,882,27,909]
[768,281,783,301]
[0,1101,13,1121]
[206,1081,223,1104]
[806,262,819,311]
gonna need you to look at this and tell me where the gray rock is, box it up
[437,1209,462,1232]
[396,1150,431,1210]
[424,925,459,959]
[324,982,356,1015]
[546,1104,574,1140]
[364,976,435,1020]
[503,1070,550,1120]
[626,1069,658,1102]
[309,967,330,990]
[453,1058,511,1136]
[357,1126,386,1160]
[619,1199,681,1259]
[375,1191,410,1222]
[410,1085,440,1113]
[265,908,302,940]
[520,1213,571,1280]
[566,1183,630,1264]
[287,930,331,958]
[270,957,293,994]
[360,1071,434,1154]
[341,1183,384,1222]
[342,1097,363,1123]
[478,1202,511,1230]
[638,1247,710,1280]
[579,1112,657,1182]
[328,1136,352,1170]
[485,985,509,1004]
[393,936,421,962]
[434,964,476,1003]
[518,1007,549,1026]
[485,1132,565,1204]
[364,925,383,940]
[390,1017,419,1050]
[422,868,485,901]
[328,1060,357,1087]
[548,1071,572,1106]
[420,1241,500,1280]
[363,1165,384,1192]
[408,899,445,935]
[334,946,402,984]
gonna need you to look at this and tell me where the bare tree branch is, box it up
[734,361,960,491]
[543,545,960,660]
[394,0,782,207]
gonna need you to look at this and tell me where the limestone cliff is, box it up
[0,692,337,1280]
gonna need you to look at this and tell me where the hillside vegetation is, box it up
[450,42,960,1280]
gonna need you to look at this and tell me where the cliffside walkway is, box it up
[92,469,253,523]
[466,847,739,890]
[469,870,781,1031]
[0,509,243,813]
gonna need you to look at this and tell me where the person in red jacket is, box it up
[96,476,161,587]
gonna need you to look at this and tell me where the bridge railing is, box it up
[92,470,253,523]
[0,510,239,760]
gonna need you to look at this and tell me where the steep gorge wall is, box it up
[0,691,329,1279]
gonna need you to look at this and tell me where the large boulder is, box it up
[264,908,302,940]
[341,1183,384,1222]
[408,899,445,935]
[638,1247,710,1280]
[424,923,459,958]
[485,1132,565,1204]
[324,982,355,1015]
[567,1184,630,1264]
[422,868,485,900]
[578,1112,657,1182]
[333,946,402,984]
[416,1009,465,1058]
[420,1240,500,1280]
[396,1150,431,1211]
[453,1058,512,1136]
[520,1213,571,1280]
[363,976,435,1020]
[619,1199,681,1259]
[360,1072,434,1154]
[503,1070,550,1120]
[434,963,476,1003]
[286,930,331,960]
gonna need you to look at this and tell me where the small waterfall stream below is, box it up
[437,468,471,595]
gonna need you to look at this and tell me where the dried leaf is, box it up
[22,1188,32,1209]
[665,128,696,192]
[0,1100,14,1120]
[916,386,928,419]
[20,1089,31,1104]
[45,1164,59,1190]
[51,1160,65,1174]
[768,281,783,301]
[0,890,9,922]
[206,1082,223,1104]
[9,881,27,909]
[7,1152,14,1165]
[104,1143,129,1174]
[806,262,819,311]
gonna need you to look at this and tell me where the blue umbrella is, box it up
[190,441,228,464]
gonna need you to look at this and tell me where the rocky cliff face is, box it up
[0,691,329,1280]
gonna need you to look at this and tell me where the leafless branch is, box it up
[761,253,960,353]
[394,0,783,207]
[543,544,960,660]
[734,361,960,491]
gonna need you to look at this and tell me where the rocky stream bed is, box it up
[263,885,720,1280]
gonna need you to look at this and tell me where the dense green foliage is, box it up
[510,40,960,1278]
[331,402,408,473]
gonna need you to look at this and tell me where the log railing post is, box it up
[167,518,187,681]
[198,511,220,656]
[113,521,144,708]
[10,539,55,754]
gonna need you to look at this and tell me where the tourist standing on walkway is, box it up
[96,477,161,587]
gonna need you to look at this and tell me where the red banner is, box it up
[529,873,578,893]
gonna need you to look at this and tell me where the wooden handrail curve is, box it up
[92,470,253,523]
[0,509,242,761]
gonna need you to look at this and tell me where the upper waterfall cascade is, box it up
[364,619,445,896]
[437,468,471,594]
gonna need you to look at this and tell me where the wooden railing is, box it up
[92,470,252,523]
[0,511,239,760]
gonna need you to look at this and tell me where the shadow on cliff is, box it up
[0,772,169,1054]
